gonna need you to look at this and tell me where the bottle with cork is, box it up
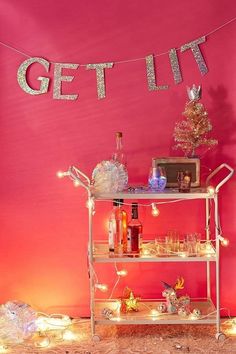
[112,132,127,166]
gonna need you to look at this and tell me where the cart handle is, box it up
[206,163,234,193]
[59,165,92,196]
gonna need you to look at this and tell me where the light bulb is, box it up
[116,269,128,277]
[151,203,160,217]
[73,180,80,187]
[111,316,121,322]
[86,199,94,209]
[95,283,108,292]
[35,337,50,348]
[62,329,76,341]
[222,238,229,247]
[57,171,65,178]
[232,319,236,332]
[150,309,159,317]
[218,235,229,247]
[57,171,69,178]
[142,249,151,256]
[0,345,8,353]
[207,185,215,196]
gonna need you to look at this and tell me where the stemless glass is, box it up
[148,166,167,191]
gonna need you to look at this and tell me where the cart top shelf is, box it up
[93,188,213,200]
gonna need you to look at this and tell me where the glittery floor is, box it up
[6,320,236,354]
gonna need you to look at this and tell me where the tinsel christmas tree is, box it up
[173,85,218,157]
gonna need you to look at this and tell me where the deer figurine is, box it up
[161,277,190,314]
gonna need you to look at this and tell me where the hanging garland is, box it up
[0,17,235,100]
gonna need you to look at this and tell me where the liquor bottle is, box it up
[177,170,192,192]
[127,203,143,255]
[112,132,127,166]
[108,199,127,256]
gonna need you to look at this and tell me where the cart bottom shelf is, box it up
[94,298,216,325]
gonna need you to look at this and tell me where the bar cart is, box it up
[59,163,234,341]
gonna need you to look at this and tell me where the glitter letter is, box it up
[53,63,79,100]
[181,36,208,76]
[145,54,169,91]
[86,63,113,99]
[169,49,182,84]
[17,57,50,95]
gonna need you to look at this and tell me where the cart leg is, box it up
[91,314,100,341]
[214,194,224,339]
[206,199,211,300]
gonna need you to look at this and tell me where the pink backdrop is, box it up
[0,0,235,317]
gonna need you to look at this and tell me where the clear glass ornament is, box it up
[92,160,128,193]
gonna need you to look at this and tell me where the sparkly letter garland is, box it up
[145,54,169,91]
[53,63,79,100]
[86,62,113,99]
[16,36,209,100]
[181,36,208,76]
[17,57,50,95]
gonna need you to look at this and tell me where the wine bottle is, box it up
[127,203,142,255]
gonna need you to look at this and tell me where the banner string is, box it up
[0,16,235,65]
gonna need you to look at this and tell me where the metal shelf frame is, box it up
[60,163,234,339]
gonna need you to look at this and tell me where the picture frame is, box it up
[152,157,200,188]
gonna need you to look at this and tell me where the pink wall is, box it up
[0,0,235,317]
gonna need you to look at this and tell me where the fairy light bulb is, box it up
[35,336,50,348]
[150,309,159,317]
[207,185,215,196]
[111,316,121,321]
[151,203,160,217]
[86,198,95,215]
[57,171,65,178]
[142,248,151,256]
[57,171,69,178]
[222,238,229,247]
[231,319,236,334]
[116,269,128,277]
[86,199,94,209]
[218,235,229,247]
[62,329,76,341]
[0,345,8,353]
[95,283,108,292]
[73,180,80,187]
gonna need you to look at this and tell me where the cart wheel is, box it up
[215,332,226,341]
[92,334,101,342]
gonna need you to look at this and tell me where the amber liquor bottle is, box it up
[127,203,142,255]
[108,199,127,256]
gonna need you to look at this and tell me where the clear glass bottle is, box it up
[108,199,127,256]
[112,132,127,166]
[127,203,143,255]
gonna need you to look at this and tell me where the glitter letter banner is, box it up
[17,57,50,95]
[86,63,113,99]
[53,63,79,100]
[145,54,169,91]
[180,36,208,76]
